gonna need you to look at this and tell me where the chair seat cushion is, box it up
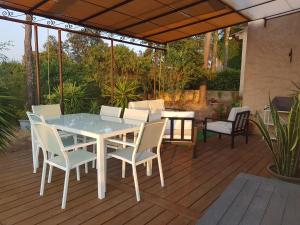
[206,121,232,134]
[108,148,156,164]
[48,150,96,168]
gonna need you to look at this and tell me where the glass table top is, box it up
[47,113,142,135]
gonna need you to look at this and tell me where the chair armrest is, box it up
[204,118,234,123]
[106,138,136,148]
[63,140,97,151]
[203,117,213,125]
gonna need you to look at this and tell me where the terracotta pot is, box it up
[267,164,300,184]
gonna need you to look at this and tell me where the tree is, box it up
[198,32,211,108]
[203,32,211,69]
[165,38,204,104]
[211,31,219,73]
[65,30,103,63]
[0,41,13,62]
[224,27,231,69]
[24,15,34,108]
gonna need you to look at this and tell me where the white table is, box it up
[47,113,142,199]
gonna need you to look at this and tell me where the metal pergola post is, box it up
[34,25,40,105]
[110,39,114,99]
[57,29,64,114]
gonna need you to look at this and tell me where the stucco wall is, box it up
[243,13,300,114]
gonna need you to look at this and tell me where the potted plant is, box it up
[253,94,300,182]
[17,108,30,131]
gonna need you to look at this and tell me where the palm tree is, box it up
[24,15,34,108]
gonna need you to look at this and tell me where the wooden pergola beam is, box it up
[110,39,114,98]
[26,0,49,14]
[115,0,209,32]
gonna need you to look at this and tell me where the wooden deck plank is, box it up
[0,135,273,225]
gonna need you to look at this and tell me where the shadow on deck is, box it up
[0,134,271,225]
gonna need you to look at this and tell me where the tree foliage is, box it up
[0,26,243,121]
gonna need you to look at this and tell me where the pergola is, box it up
[0,0,299,112]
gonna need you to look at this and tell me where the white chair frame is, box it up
[100,105,122,117]
[107,119,167,201]
[32,122,97,209]
[27,112,79,174]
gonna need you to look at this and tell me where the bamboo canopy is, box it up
[0,0,299,44]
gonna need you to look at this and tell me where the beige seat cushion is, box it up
[206,121,232,134]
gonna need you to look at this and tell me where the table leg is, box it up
[97,136,106,199]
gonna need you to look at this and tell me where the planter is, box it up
[267,164,300,184]
[19,119,30,131]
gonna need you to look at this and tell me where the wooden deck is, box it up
[0,135,271,225]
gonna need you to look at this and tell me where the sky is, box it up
[0,19,145,62]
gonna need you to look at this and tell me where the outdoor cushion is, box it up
[206,121,232,134]
[227,106,250,121]
[162,111,194,139]
[48,150,96,168]
[128,100,150,110]
[148,99,165,111]
[128,99,165,111]
[162,111,194,129]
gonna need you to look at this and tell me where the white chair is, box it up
[32,122,96,209]
[123,108,149,121]
[32,104,61,119]
[27,112,45,173]
[107,119,167,201]
[106,108,150,173]
[32,104,93,173]
[100,105,122,117]
[106,108,149,146]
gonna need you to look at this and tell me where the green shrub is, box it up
[48,82,86,114]
[207,69,240,91]
[104,77,140,109]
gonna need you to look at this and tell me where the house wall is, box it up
[243,13,300,114]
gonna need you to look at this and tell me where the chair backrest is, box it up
[148,99,165,111]
[233,110,250,133]
[228,106,250,122]
[32,122,64,157]
[32,104,61,119]
[135,119,167,154]
[123,108,149,122]
[100,105,122,117]
[128,99,165,111]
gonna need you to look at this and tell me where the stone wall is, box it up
[160,90,239,104]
